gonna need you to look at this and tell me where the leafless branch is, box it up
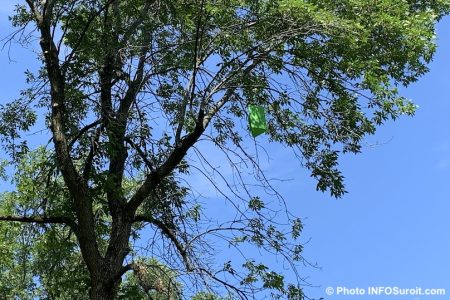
[0,215,74,226]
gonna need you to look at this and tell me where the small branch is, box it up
[25,0,40,20]
[0,215,74,226]
[124,137,154,171]
[120,0,155,46]
[134,215,193,271]
[175,0,206,143]
[198,267,248,299]
[83,125,103,179]
[69,119,102,149]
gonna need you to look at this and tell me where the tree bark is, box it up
[90,276,120,300]
[88,218,132,300]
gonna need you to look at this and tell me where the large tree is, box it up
[0,0,448,299]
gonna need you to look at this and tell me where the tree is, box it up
[0,0,448,299]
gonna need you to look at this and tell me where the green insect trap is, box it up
[248,105,267,137]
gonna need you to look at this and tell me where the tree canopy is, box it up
[0,0,449,299]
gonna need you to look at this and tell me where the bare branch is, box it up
[83,125,103,180]
[175,0,207,143]
[69,119,102,149]
[0,215,74,226]
[134,215,193,272]
[127,81,245,214]
[124,137,154,171]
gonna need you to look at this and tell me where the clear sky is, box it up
[1,4,449,300]
[294,16,450,300]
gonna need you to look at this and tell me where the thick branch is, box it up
[102,30,154,232]
[127,85,240,214]
[126,109,205,214]
[26,1,102,274]
[42,0,57,23]
[126,49,266,222]
[106,38,151,206]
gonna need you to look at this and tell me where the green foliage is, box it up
[0,152,183,299]
[0,150,90,299]
[0,99,36,161]
[5,0,446,195]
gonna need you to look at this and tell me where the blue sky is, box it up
[1,4,450,300]
[294,17,450,299]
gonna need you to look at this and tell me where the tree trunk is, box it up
[90,276,120,300]
[88,216,131,300]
